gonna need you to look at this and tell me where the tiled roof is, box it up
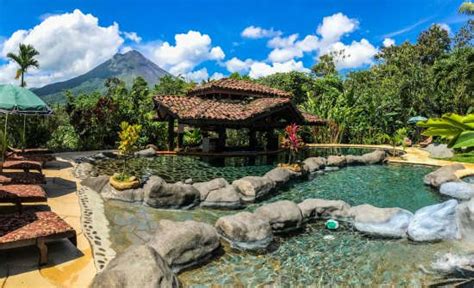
[301,112,326,125]
[155,95,291,122]
[187,78,292,98]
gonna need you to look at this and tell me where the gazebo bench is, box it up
[0,185,47,211]
[0,211,77,265]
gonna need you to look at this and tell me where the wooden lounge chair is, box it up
[8,147,52,155]
[0,211,76,265]
[0,172,46,185]
[1,160,43,174]
[0,185,47,211]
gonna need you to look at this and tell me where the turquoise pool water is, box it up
[103,162,471,286]
[94,147,374,183]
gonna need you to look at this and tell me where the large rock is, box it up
[200,185,242,209]
[298,198,351,221]
[255,200,303,233]
[350,204,413,238]
[81,175,109,193]
[440,181,474,200]
[424,164,465,187]
[407,200,461,241]
[232,176,275,202]
[326,155,346,167]
[73,162,97,179]
[148,220,220,272]
[456,198,474,243]
[424,143,455,159]
[264,167,295,186]
[432,253,474,276]
[303,157,326,173]
[101,183,145,202]
[145,182,200,209]
[215,212,273,250]
[91,245,179,288]
[360,150,386,164]
[193,178,229,201]
[345,155,364,165]
[134,147,156,157]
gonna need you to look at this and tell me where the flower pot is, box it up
[109,173,140,190]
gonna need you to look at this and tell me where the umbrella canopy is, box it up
[408,116,428,124]
[0,84,52,115]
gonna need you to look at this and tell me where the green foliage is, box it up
[183,129,202,146]
[459,1,474,15]
[6,43,39,87]
[153,75,194,95]
[46,123,79,151]
[257,71,314,104]
[418,113,474,149]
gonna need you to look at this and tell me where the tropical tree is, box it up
[417,113,474,149]
[459,1,474,15]
[6,43,40,87]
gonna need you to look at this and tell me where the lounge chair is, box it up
[0,185,47,211]
[419,136,433,148]
[1,160,43,174]
[0,211,76,265]
[8,147,52,155]
[0,172,46,185]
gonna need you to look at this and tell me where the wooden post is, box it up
[168,119,175,151]
[266,129,278,151]
[216,128,226,152]
[248,129,257,150]
[177,123,184,149]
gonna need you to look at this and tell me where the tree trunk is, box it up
[21,71,25,87]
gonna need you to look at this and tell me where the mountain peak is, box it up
[34,50,171,103]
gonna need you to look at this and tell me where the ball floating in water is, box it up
[325,219,339,230]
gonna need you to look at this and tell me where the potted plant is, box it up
[109,121,142,190]
[279,123,305,172]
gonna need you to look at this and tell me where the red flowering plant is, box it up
[281,123,305,165]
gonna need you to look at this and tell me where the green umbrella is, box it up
[0,84,52,161]
[407,116,428,124]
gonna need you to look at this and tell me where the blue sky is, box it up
[0,0,470,87]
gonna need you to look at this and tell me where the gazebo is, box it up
[153,78,325,154]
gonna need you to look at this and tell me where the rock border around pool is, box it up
[78,149,388,210]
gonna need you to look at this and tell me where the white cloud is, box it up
[267,34,299,48]
[383,38,395,47]
[0,9,123,87]
[249,59,309,78]
[184,68,209,82]
[241,26,282,39]
[328,39,378,69]
[225,57,253,73]
[437,23,452,35]
[123,31,142,43]
[143,31,225,75]
[267,35,319,62]
[210,72,225,80]
[317,13,358,45]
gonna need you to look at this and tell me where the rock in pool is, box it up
[200,185,243,209]
[303,157,326,173]
[407,199,460,241]
[423,164,464,187]
[215,211,273,250]
[350,204,413,238]
[134,147,156,157]
[326,155,346,167]
[255,200,303,233]
[232,176,275,202]
[91,245,179,288]
[298,198,351,221]
[193,178,229,201]
[144,180,200,209]
[440,181,474,200]
[148,220,220,272]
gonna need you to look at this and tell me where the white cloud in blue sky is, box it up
[0,9,390,85]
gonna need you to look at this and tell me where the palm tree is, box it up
[6,43,40,87]
[459,1,474,15]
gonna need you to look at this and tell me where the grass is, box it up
[440,151,474,164]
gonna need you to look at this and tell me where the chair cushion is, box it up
[0,211,75,244]
[0,185,47,202]
[2,160,42,171]
[0,173,46,185]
